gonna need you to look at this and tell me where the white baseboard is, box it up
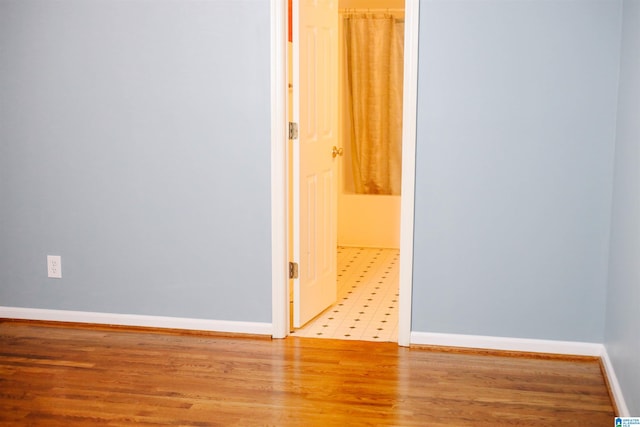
[600,347,630,416]
[410,331,604,356]
[0,306,273,336]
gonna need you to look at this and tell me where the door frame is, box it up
[270,0,420,346]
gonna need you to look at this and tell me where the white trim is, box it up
[397,0,420,347]
[270,0,288,339]
[601,347,630,416]
[0,307,272,336]
[410,331,604,356]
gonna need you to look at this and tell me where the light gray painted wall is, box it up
[412,0,621,342]
[0,0,272,322]
[605,0,640,414]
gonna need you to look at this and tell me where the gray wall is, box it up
[412,0,621,342]
[0,0,272,321]
[606,0,640,414]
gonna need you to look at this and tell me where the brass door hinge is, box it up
[289,262,299,279]
[288,122,299,140]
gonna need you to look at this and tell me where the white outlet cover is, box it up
[47,255,62,279]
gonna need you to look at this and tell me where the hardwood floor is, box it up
[0,320,615,426]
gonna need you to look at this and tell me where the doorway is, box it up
[293,3,404,341]
[270,0,420,346]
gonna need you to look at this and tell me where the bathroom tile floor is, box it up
[291,246,399,342]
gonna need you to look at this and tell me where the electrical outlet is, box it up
[47,255,62,279]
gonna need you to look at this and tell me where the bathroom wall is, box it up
[0,0,272,322]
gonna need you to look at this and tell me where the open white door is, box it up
[291,0,339,328]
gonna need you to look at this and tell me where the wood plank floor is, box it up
[0,321,615,426]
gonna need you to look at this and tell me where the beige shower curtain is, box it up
[343,13,404,195]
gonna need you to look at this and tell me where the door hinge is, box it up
[289,262,299,279]
[288,122,299,140]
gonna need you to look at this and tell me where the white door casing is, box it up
[292,0,339,328]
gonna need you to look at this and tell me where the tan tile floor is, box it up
[291,247,399,342]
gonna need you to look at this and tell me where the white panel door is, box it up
[292,0,338,328]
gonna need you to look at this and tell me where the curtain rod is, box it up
[339,8,405,13]
[339,8,405,21]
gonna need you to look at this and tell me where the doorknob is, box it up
[332,146,344,158]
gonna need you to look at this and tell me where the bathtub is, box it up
[337,192,400,249]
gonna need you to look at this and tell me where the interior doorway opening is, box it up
[290,2,405,342]
[270,0,420,346]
